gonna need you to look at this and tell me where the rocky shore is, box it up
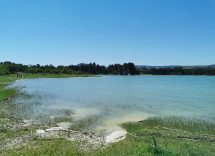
[0,99,127,153]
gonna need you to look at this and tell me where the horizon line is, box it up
[1,61,214,67]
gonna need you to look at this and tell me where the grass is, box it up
[0,87,16,101]
[0,75,17,101]
[1,139,81,156]
[2,117,215,156]
[22,73,93,79]
[123,116,215,136]
[86,117,215,156]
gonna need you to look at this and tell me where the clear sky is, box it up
[0,0,215,66]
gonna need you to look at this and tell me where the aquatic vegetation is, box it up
[71,115,101,131]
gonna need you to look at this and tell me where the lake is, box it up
[12,75,215,131]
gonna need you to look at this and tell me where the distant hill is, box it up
[136,65,215,69]
[136,65,181,69]
[208,64,215,68]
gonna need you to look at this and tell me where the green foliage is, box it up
[0,61,140,76]
[107,63,139,75]
[1,61,215,75]
[0,65,10,75]
[140,67,215,75]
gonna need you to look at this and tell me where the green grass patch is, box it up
[2,138,81,156]
[23,73,93,79]
[0,87,16,101]
[87,117,215,156]
[123,116,215,136]
[0,75,17,101]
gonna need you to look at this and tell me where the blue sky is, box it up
[0,0,215,66]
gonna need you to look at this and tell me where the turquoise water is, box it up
[13,75,215,128]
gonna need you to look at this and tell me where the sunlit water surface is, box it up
[12,75,215,131]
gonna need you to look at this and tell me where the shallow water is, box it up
[12,75,215,131]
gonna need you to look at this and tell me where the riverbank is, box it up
[1,74,215,156]
[1,115,215,156]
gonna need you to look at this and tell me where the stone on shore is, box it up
[105,130,127,144]
[36,129,45,135]
[45,127,63,132]
[57,122,72,130]
[22,119,33,127]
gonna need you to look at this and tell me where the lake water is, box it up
[12,75,215,131]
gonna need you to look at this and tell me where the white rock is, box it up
[45,127,63,132]
[23,119,30,123]
[23,123,31,127]
[36,129,45,134]
[57,122,72,130]
[105,130,127,144]
[22,119,33,126]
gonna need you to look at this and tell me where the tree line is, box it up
[139,67,215,75]
[1,61,215,76]
[0,61,139,75]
